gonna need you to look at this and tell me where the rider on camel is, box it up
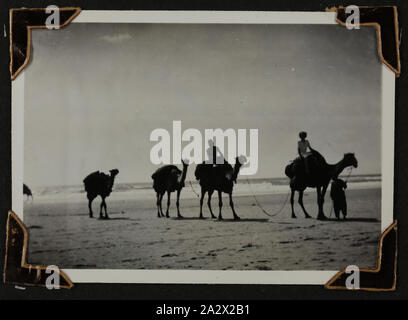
[298,131,314,160]
[294,131,316,177]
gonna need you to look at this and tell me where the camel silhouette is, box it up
[23,184,33,200]
[285,152,358,220]
[83,169,119,219]
[195,156,246,220]
[152,160,189,218]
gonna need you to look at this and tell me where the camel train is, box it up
[150,155,247,220]
[82,149,358,221]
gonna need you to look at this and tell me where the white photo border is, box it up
[11,10,395,284]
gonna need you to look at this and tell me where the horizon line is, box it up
[26,172,382,189]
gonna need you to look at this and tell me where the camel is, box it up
[195,156,246,220]
[285,152,358,220]
[23,184,33,200]
[83,169,119,219]
[152,160,189,218]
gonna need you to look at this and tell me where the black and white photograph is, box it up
[12,11,394,283]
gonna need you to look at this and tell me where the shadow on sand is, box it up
[170,217,269,222]
[326,217,380,223]
[46,211,127,217]
[214,218,270,223]
[169,217,211,221]
[97,217,130,221]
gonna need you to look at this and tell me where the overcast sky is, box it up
[24,23,381,186]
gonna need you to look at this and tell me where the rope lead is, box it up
[245,177,290,218]
[189,180,200,198]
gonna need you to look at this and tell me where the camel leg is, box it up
[176,189,183,218]
[217,190,223,220]
[159,193,165,217]
[290,189,296,218]
[321,184,328,220]
[165,191,171,218]
[207,190,216,219]
[316,187,322,218]
[342,202,347,220]
[316,187,327,220]
[102,197,109,219]
[298,191,311,218]
[229,193,240,220]
[156,193,161,218]
[334,204,340,220]
[88,196,94,218]
[199,188,206,219]
[104,199,107,217]
[99,197,104,219]
[88,199,93,218]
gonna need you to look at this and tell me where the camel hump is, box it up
[83,171,103,192]
[213,163,233,180]
[304,150,327,174]
[83,171,100,183]
[195,163,212,180]
[285,163,294,179]
[151,165,181,180]
[310,149,327,165]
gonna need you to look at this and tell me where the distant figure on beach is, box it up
[23,183,33,201]
[285,131,358,220]
[152,159,189,218]
[330,178,348,220]
[83,169,119,219]
[195,146,246,220]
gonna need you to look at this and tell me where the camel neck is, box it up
[180,165,188,183]
[233,163,241,181]
[109,174,117,189]
[329,158,348,178]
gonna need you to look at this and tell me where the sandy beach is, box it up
[23,182,381,271]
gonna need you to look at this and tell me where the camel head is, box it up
[109,169,119,178]
[235,155,247,168]
[343,153,358,168]
[181,159,190,167]
[179,160,189,185]
[232,155,247,182]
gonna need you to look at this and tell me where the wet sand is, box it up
[24,188,381,270]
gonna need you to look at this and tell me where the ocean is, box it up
[26,174,381,204]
